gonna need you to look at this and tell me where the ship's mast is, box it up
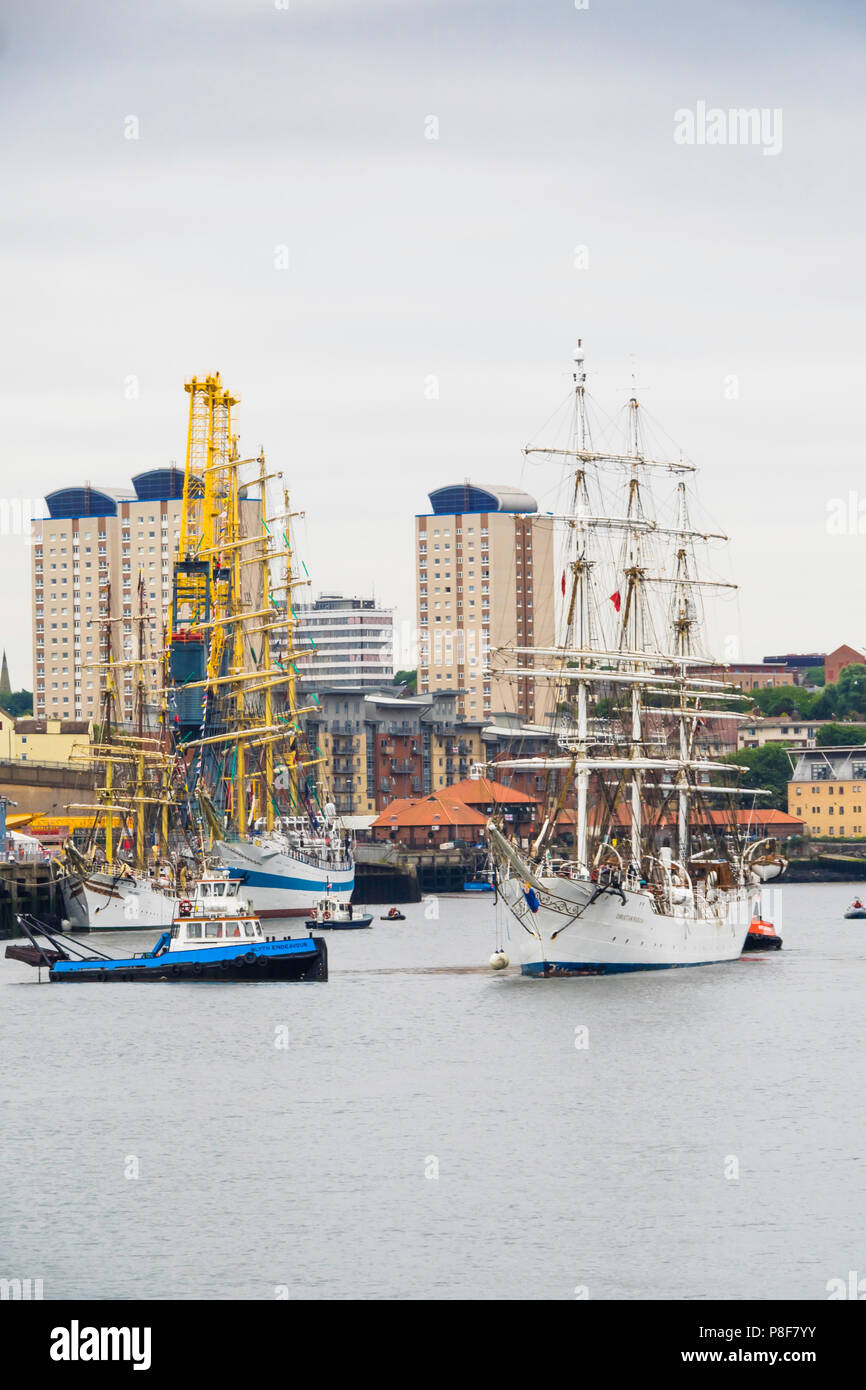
[620,392,650,875]
[228,435,246,834]
[100,579,116,864]
[259,453,275,832]
[281,485,299,814]
[672,481,694,864]
[569,343,591,872]
[531,343,597,866]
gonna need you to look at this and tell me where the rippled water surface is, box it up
[2,884,864,1300]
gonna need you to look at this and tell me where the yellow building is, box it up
[0,709,92,764]
[787,746,866,839]
[429,725,485,793]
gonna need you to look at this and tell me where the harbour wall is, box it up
[0,863,64,937]
[352,842,489,902]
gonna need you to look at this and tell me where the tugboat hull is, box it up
[304,916,373,931]
[741,933,782,951]
[48,937,328,982]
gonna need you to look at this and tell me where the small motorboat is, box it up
[380,908,406,921]
[741,914,783,952]
[304,895,373,930]
[6,876,328,982]
[844,898,866,919]
[463,881,494,893]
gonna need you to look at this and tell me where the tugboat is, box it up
[844,898,866,920]
[5,876,328,982]
[741,911,783,952]
[305,894,373,930]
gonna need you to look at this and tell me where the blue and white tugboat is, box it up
[6,876,327,982]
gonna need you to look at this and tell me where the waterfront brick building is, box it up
[555,804,804,846]
[371,795,489,848]
[371,777,539,847]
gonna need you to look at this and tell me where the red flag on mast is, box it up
[561,572,566,597]
[609,590,621,612]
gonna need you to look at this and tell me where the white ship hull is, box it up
[211,837,355,917]
[80,875,180,931]
[498,875,751,976]
[59,873,90,929]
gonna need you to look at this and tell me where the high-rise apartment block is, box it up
[32,470,186,726]
[415,483,555,724]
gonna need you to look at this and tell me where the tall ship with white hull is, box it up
[486,344,783,976]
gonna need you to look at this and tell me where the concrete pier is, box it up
[0,862,62,937]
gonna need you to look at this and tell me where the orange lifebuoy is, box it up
[323,910,331,920]
[179,899,192,917]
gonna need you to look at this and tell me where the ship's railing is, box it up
[289,845,353,872]
[222,833,352,873]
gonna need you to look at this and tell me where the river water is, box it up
[2,882,864,1301]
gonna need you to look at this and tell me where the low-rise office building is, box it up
[788,745,866,838]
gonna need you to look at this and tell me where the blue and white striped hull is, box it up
[498,876,751,976]
[212,839,355,917]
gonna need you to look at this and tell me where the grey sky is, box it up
[1,0,864,683]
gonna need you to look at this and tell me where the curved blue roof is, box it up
[428,483,537,516]
[45,487,126,519]
[132,467,186,501]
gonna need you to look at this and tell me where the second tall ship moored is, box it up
[61,372,355,928]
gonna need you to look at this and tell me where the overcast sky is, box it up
[1,0,864,686]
